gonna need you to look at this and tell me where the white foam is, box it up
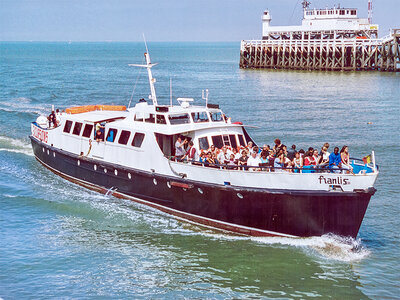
[0,148,33,156]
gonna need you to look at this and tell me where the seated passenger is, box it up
[293,152,303,173]
[318,146,330,168]
[247,151,261,171]
[304,151,316,166]
[226,154,237,169]
[206,152,216,165]
[238,151,248,167]
[95,123,105,142]
[199,152,207,163]
[329,147,341,173]
[217,146,229,164]
[48,110,56,128]
[340,145,353,173]
[259,151,269,166]
[268,150,276,167]
[312,150,320,168]
[274,153,285,169]
[246,141,254,153]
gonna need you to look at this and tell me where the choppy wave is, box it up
[0,97,50,115]
[0,135,33,156]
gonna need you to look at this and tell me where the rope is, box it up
[128,56,145,109]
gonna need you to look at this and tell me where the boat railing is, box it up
[167,156,377,174]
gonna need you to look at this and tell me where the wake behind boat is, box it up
[30,51,378,238]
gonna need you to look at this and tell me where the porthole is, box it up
[114,169,118,176]
[42,147,45,152]
[47,149,50,155]
[167,181,171,188]
[77,160,80,166]
[198,188,203,194]
[237,193,243,199]
[53,152,56,157]
[94,165,97,171]
[128,173,132,179]
[104,168,107,173]
[153,178,157,185]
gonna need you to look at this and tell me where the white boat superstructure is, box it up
[262,0,378,40]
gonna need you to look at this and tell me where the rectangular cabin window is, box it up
[82,124,93,138]
[134,114,143,122]
[209,111,224,122]
[106,128,118,142]
[63,120,73,133]
[238,134,246,147]
[145,114,155,123]
[229,135,237,149]
[222,135,230,146]
[118,130,131,145]
[132,132,145,148]
[191,112,209,123]
[198,137,209,150]
[211,135,224,149]
[340,10,345,15]
[156,115,166,124]
[351,10,356,15]
[168,113,190,125]
[72,122,83,136]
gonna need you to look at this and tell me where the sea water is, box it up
[0,42,399,299]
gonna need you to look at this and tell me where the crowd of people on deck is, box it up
[175,137,353,173]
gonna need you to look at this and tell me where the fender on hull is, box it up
[30,137,373,238]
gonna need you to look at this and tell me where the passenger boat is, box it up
[30,52,379,238]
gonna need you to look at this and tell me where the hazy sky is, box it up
[1,0,399,41]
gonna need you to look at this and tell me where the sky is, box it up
[0,0,399,41]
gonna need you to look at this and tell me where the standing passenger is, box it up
[175,136,187,160]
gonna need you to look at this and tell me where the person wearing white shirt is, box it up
[247,152,261,171]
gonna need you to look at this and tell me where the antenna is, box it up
[128,35,158,105]
[202,89,209,107]
[368,0,373,24]
[170,77,172,106]
[143,33,149,54]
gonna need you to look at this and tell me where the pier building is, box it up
[240,1,400,72]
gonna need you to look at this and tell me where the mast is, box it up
[128,52,158,105]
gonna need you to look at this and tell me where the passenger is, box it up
[233,147,241,162]
[340,145,353,173]
[268,150,276,167]
[238,150,248,167]
[199,151,207,163]
[329,147,341,173]
[253,146,261,157]
[318,146,330,168]
[227,154,237,169]
[287,144,296,161]
[217,146,229,164]
[206,152,216,165]
[175,136,187,160]
[304,151,316,166]
[320,143,330,156]
[247,151,261,171]
[313,150,320,166]
[95,123,105,142]
[274,153,285,170]
[293,151,303,173]
[55,109,61,126]
[273,139,283,152]
[212,152,220,165]
[183,141,197,161]
[48,110,56,128]
[106,129,115,142]
[298,148,305,158]
[209,145,217,156]
[246,141,254,152]
[259,150,269,167]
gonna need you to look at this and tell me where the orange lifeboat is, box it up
[66,105,126,114]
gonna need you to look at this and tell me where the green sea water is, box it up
[0,42,399,299]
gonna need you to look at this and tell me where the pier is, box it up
[240,30,400,72]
